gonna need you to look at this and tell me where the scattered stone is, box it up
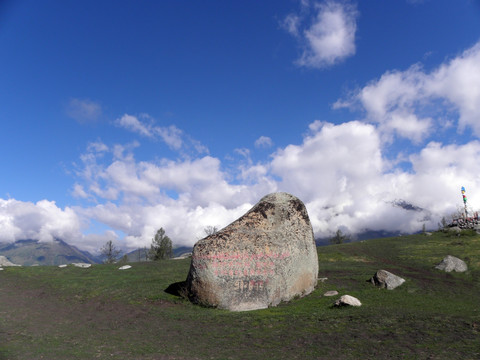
[318,277,328,282]
[369,270,405,290]
[447,226,462,234]
[0,256,20,267]
[186,192,319,311]
[435,255,468,272]
[58,264,68,268]
[118,265,132,270]
[0,267,3,271]
[334,295,362,307]
[73,263,92,268]
[323,290,339,297]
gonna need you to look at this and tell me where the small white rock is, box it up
[73,263,92,268]
[334,295,362,307]
[118,265,132,270]
[0,267,4,271]
[318,277,328,282]
[58,264,68,268]
[323,290,339,297]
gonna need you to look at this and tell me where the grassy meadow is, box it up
[0,231,479,359]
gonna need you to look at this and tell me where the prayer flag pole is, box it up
[461,186,468,218]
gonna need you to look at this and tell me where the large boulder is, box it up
[369,270,405,290]
[185,192,319,311]
[435,255,468,272]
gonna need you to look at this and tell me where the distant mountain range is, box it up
[0,239,101,266]
[0,239,194,266]
[124,246,193,262]
[1,226,412,266]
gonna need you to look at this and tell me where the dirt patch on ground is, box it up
[0,275,195,360]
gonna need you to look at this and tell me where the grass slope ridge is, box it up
[0,232,479,359]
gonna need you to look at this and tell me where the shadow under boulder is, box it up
[164,281,187,298]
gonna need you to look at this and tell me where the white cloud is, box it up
[66,98,102,124]
[67,114,480,249]
[0,199,82,243]
[115,113,208,155]
[81,201,253,250]
[155,125,183,150]
[426,42,480,135]
[5,120,480,251]
[72,183,90,199]
[334,40,480,141]
[116,114,153,138]
[255,136,273,148]
[283,13,301,37]
[285,1,358,69]
[268,120,480,237]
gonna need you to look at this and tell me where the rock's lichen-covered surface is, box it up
[185,192,319,311]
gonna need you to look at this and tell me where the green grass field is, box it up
[1,231,479,359]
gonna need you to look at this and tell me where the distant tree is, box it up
[149,228,173,260]
[330,229,350,245]
[438,216,448,231]
[204,225,219,236]
[100,240,122,264]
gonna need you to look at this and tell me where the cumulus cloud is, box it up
[268,120,480,237]
[80,201,254,250]
[0,199,82,243]
[5,119,480,251]
[334,40,480,141]
[66,98,102,124]
[70,141,276,249]
[284,1,358,68]
[67,116,480,251]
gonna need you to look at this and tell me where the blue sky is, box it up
[1,0,480,252]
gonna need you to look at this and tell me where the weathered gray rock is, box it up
[323,290,339,297]
[185,192,319,311]
[435,255,468,272]
[334,295,361,307]
[370,270,405,290]
[0,255,20,267]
